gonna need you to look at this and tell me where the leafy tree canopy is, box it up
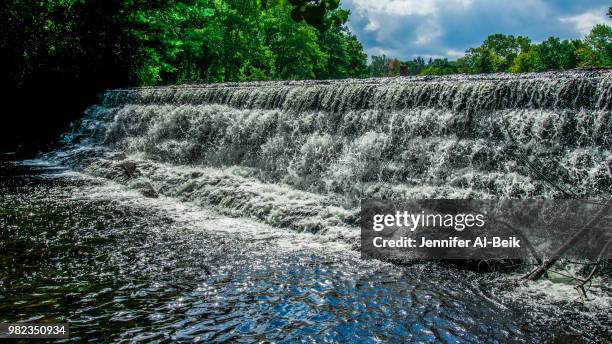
[0,0,367,151]
[286,0,349,32]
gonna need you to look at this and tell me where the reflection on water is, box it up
[0,159,609,343]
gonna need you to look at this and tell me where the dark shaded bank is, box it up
[2,89,98,154]
[1,157,610,343]
[0,0,135,153]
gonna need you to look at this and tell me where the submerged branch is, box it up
[523,200,612,281]
[575,237,612,297]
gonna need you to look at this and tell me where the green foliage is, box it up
[129,0,366,83]
[368,55,387,77]
[368,55,394,77]
[465,26,610,74]
[316,27,368,79]
[263,3,327,80]
[509,48,540,73]
[287,0,349,32]
[420,59,459,76]
[403,57,426,76]
[459,34,529,73]
[2,0,367,88]
[1,0,367,150]
[576,24,612,67]
[536,37,582,71]
[460,47,499,73]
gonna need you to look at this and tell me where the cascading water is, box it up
[57,70,611,237]
[4,70,611,342]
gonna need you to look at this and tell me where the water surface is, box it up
[1,157,610,343]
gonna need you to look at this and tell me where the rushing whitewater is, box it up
[6,70,610,342]
[58,71,611,236]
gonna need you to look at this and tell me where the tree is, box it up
[264,3,327,80]
[535,37,580,71]
[369,55,392,77]
[460,34,529,73]
[462,46,505,73]
[481,34,529,71]
[576,24,612,67]
[509,48,540,73]
[387,58,402,76]
[286,0,349,32]
[316,26,368,79]
[420,58,459,75]
[403,57,426,76]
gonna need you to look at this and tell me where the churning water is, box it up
[1,71,611,342]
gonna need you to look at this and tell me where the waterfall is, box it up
[60,70,611,234]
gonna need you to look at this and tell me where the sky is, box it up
[343,0,611,60]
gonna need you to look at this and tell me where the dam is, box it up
[2,71,611,342]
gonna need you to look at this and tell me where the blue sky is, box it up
[343,0,611,60]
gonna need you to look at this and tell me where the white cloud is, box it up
[559,8,609,35]
[414,19,442,45]
[446,49,465,58]
[350,0,436,16]
[347,0,477,58]
[344,0,612,60]
[364,19,380,32]
[350,0,472,16]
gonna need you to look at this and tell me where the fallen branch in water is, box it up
[523,199,612,281]
[575,237,612,299]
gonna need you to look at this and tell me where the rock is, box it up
[119,161,137,178]
[140,185,159,198]
[129,180,159,198]
[110,152,127,161]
